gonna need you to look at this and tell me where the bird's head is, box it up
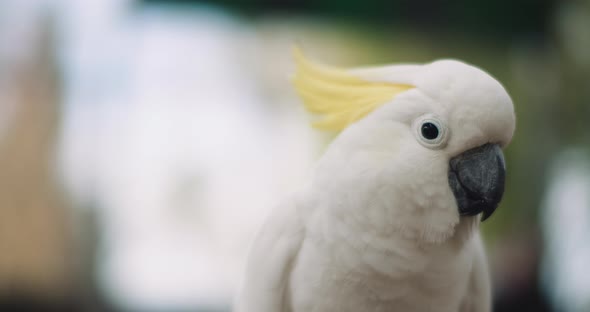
[293,48,515,243]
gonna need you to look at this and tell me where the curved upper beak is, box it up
[448,143,506,221]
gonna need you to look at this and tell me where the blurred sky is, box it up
[54,1,321,310]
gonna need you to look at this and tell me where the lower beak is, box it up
[448,143,506,221]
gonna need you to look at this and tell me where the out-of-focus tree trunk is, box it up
[0,13,73,302]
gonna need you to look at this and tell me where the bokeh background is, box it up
[0,0,589,311]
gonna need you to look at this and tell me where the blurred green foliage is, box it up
[142,0,555,37]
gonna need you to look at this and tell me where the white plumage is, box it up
[236,54,515,312]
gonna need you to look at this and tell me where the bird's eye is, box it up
[413,115,449,149]
[421,122,439,140]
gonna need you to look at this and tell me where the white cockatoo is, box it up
[236,48,515,312]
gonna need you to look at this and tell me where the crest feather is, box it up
[292,47,413,131]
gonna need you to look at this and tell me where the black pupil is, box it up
[421,122,439,140]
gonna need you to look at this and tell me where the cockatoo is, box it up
[235,48,515,312]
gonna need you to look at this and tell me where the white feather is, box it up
[236,58,514,312]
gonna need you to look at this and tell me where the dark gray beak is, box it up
[448,143,506,221]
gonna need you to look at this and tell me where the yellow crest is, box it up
[292,47,413,131]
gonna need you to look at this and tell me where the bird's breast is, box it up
[288,230,473,312]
